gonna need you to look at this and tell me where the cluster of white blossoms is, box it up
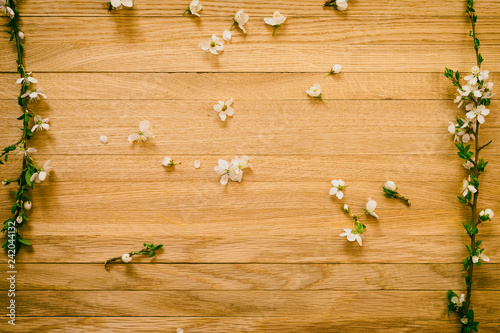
[449,66,493,144]
[330,179,380,246]
[128,120,155,143]
[214,156,252,185]
[0,0,15,19]
[213,98,235,121]
[108,0,133,11]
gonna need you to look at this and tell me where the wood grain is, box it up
[1,0,500,331]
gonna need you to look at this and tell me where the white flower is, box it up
[1,3,15,19]
[110,0,133,10]
[451,296,459,304]
[162,157,178,167]
[329,179,346,199]
[466,105,490,124]
[223,29,231,42]
[214,159,231,185]
[21,89,47,103]
[332,64,342,73]
[30,160,53,183]
[460,294,465,303]
[16,216,22,224]
[264,11,286,35]
[479,252,490,262]
[24,201,32,210]
[461,317,468,325]
[187,0,202,16]
[479,208,494,220]
[461,177,477,197]
[18,31,24,40]
[1,180,6,186]
[100,135,108,144]
[121,253,133,263]
[463,160,474,170]
[336,0,348,11]
[31,115,50,132]
[384,181,397,191]
[17,147,37,156]
[16,72,38,86]
[128,120,155,143]
[306,83,321,97]
[213,98,235,121]
[464,66,489,85]
[343,204,349,212]
[366,198,379,218]
[177,329,184,333]
[194,160,201,169]
[231,155,252,170]
[233,9,249,33]
[199,34,224,55]
[339,228,363,246]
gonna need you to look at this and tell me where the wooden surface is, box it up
[1,0,500,332]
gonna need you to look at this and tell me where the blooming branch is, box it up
[382,181,411,206]
[104,243,163,271]
[444,1,494,331]
[1,0,50,255]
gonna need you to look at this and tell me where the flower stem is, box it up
[395,193,411,206]
[230,21,237,30]
[273,26,278,36]
[319,95,328,104]
[323,72,332,78]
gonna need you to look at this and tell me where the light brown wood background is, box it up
[1,0,500,332]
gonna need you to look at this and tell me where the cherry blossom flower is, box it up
[128,120,154,143]
[177,329,184,333]
[110,0,133,10]
[384,181,396,191]
[329,179,346,199]
[335,0,348,11]
[183,0,202,16]
[21,89,47,103]
[264,11,286,36]
[232,9,249,33]
[479,208,494,220]
[194,160,201,169]
[324,64,342,77]
[461,177,477,197]
[463,160,474,170]
[162,157,179,167]
[223,29,232,42]
[17,147,37,156]
[466,105,490,124]
[100,135,108,144]
[472,252,490,264]
[1,1,15,19]
[24,201,32,210]
[18,31,24,40]
[121,253,132,263]
[213,98,235,121]
[214,159,232,185]
[31,115,49,132]
[16,72,38,86]
[464,66,489,85]
[199,34,224,55]
[30,160,53,183]
[16,216,22,224]
[339,228,363,246]
[306,83,327,103]
[231,155,252,170]
[365,198,379,218]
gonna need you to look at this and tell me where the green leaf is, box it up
[465,244,473,255]
[17,237,31,246]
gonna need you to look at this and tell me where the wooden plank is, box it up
[1,100,499,155]
[5,290,500,318]
[4,17,500,46]
[2,42,499,73]
[2,154,500,183]
[6,234,500,263]
[14,0,500,17]
[2,263,499,291]
[1,74,499,100]
[6,317,500,333]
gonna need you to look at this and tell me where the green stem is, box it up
[230,21,237,30]
[273,26,278,36]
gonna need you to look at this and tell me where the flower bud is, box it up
[384,181,397,191]
[100,135,108,144]
[343,204,349,213]
[24,201,32,210]
[16,216,23,223]
[332,64,342,73]
[18,31,25,40]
